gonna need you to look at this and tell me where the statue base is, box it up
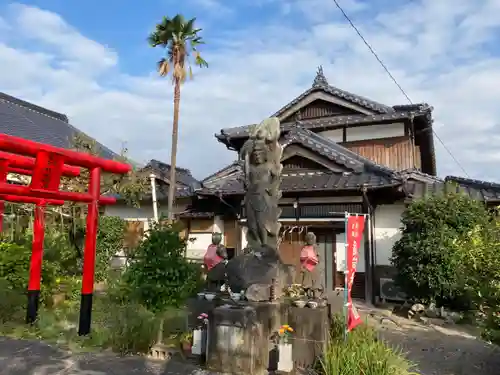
[225,246,295,302]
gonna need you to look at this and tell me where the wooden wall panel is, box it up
[123,221,144,250]
[341,136,421,171]
[224,220,238,248]
[190,219,213,233]
[282,100,357,122]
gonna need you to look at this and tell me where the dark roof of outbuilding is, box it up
[0,92,117,159]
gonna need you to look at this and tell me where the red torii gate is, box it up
[0,152,81,324]
[0,134,131,335]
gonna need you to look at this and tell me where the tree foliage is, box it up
[454,219,500,343]
[148,14,208,81]
[391,189,491,306]
[61,133,148,208]
[123,220,202,311]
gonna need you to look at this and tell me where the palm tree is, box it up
[148,15,208,221]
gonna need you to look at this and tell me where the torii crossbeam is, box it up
[0,134,131,335]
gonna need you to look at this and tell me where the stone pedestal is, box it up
[187,297,329,373]
[288,306,329,369]
[206,302,287,375]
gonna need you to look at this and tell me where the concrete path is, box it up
[363,305,500,375]
[0,337,215,375]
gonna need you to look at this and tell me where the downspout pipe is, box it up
[362,187,377,306]
[150,173,159,222]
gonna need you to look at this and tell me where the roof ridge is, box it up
[445,175,500,189]
[202,160,240,183]
[218,109,431,141]
[0,93,119,160]
[0,92,68,122]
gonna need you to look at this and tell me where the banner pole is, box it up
[343,211,348,342]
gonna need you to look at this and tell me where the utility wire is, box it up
[331,0,470,177]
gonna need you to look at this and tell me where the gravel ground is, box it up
[363,306,500,375]
[1,310,500,375]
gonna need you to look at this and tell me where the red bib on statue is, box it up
[300,245,318,272]
[204,244,223,271]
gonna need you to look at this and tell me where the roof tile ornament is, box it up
[312,65,329,88]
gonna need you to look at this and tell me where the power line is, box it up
[331,0,470,178]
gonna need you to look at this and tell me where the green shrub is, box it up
[123,221,202,311]
[453,221,500,343]
[316,315,417,375]
[391,190,490,307]
[95,216,126,282]
[0,279,25,323]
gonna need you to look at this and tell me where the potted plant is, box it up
[277,324,294,372]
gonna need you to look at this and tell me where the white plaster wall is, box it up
[374,203,405,266]
[186,233,212,260]
[104,201,189,220]
[317,129,343,142]
[241,226,248,249]
[213,216,224,244]
[346,123,404,142]
[186,215,224,260]
[335,233,365,273]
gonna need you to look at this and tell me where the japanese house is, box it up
[104,68,500,303]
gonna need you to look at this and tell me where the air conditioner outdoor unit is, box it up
[379,278,407,302]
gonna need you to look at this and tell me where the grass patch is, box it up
[0,291,188,356]
[315,315,418,375]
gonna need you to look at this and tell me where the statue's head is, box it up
[212,232,222,245]
[305,232,316,245]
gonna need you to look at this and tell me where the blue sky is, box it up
[1,0,500,180]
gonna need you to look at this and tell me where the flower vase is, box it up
[277,342,293,372]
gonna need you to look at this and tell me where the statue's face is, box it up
[306,233,316,245]
[251,140,267,164]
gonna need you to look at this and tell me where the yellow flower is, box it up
[287,327,294,332]
[278,328,285,335]
[281,324,289,329]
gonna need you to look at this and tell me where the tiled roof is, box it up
[445,176,500,202]
[199,169,397,196]
[143,159,201,189]
[217,106,431,141]
[0,92,117,159]
[202,160,240,184]
[403,174,500,202]
[200,126,399,196]
[273,66,394,117]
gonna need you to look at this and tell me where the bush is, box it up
[391,190,490,307]
[98,301,158,355]
[454,221,500,343]
[95,216,126,282]
[0,279,25,323]
[316,315,417,375]
[123,221,202,311]
[0,242,59,303]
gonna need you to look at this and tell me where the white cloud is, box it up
[1,1,500,181]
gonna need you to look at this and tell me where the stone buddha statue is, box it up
[298,232,324,298]
[204,232,228,291]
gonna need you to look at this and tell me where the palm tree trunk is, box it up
[167,78,181,222]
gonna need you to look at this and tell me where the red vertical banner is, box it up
[346,215,365,331]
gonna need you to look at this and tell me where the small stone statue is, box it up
[298,232,324,298]
[204,232,228,291]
